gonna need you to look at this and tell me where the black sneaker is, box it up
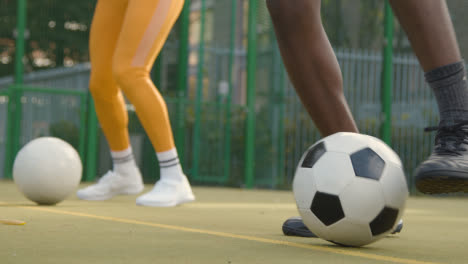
[415,121,468,194]
[282,217,403,237]
[282,217,318,237]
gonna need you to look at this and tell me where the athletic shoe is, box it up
[282,217,317,237]
[415,121,468,194]
[282,217,404,237]
[136,177,195,207]
[77,169,144,201]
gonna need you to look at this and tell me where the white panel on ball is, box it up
[339,177,385,222]
[322,132,372,154]
[293,167,318,209]
[326,218,373,247]
[13,137,82,205]
[379,164,409,209]
[312,152,355,195]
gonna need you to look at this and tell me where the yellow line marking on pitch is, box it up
[182,203,433,213]
[0,201,432,213]
[0,218,26,225]
[185,203,297,209]
[2,202,439,264]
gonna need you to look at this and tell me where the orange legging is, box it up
[89,0,184,152]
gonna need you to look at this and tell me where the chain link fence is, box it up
[2,0,456,193]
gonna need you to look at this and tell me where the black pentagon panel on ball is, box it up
[350,147,385,180]
[301,142,326,168]
[311,192,345,226]
[369,207,399,236]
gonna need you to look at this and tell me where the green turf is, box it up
[0,180,466,264]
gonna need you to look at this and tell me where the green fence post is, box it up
[381,1,394,145]
[4,87,14,179]
[78,94,87,162]
[175,1,190,166]
[4,0,27,179]
[85,97,99,181]
[223,0,237,183]
[192,0,206,180]
[277,61,286,188]
[245,0,258,188]
[14,0,26,86]
[152,55,162,85]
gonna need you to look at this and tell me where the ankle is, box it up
[426,61,468,126]
[111,147,138,177]
[157,148,186,182]
[160,165,186,182]
[114,159,138,175]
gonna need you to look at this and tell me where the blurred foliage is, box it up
[49,120,80,151]
[26,0,95,69]
[321,0,410,52]
[321,0,384,49]
[1,0,401,78]
[0,0,95,77]
[0,0,17,77]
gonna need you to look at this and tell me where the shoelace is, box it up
[424,121,468,156]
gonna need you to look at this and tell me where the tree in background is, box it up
[5,0,466,79]
[0,0,96,77]
[0,0,17,77]
[26,0,95,69]
[322,0,386,50]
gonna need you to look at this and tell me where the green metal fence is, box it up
[1,0,442,193]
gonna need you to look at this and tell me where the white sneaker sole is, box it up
[77,185,144,201]
[136,195,195,207]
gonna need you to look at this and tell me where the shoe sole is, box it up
[282,217,317,237]
[416,172,468,194]
[77,186,144,201]
[282,226,317,237]
[282,218,404,237]
[136,196,195,207]
[391,219,404,234]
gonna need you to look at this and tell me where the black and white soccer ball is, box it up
[293,132,408,246]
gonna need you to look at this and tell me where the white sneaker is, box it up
[77,169,144,201]
[136,177,195,207]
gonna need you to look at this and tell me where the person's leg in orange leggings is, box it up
[77,0,194,207]
[113,0,194,207]
[77,0,145,201]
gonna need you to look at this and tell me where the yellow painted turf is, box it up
[1,180,467,264]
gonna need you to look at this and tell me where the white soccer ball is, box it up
[13,137,82,205]
[293,132,408,246]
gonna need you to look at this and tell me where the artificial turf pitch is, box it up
[1,180,467,264]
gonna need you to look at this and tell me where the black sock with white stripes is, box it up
[157,148,184,181]
[111,147,136,176]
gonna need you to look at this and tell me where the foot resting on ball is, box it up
[77,168,144,201]
[282,217,404,237]
[136,176,195,207]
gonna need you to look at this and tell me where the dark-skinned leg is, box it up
[389,0,460,71]
[266,0,358,137]
[391,0,468,194]
[267,0,400,238]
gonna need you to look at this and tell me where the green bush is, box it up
[49,120,80,151]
